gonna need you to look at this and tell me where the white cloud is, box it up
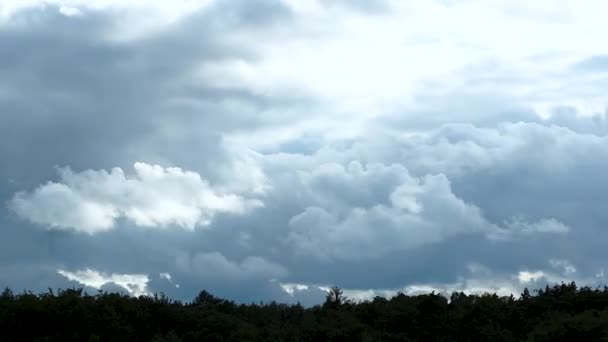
[287,162,496,260]
[57,268,150,296]
[516,262,583,285]
[282,266,528,303]
[279,282,309,296]
[198,0,608,133]
[283,156,576,261]
[284,261,606,303]
[393,122,608,177]
[160,272,179,288]
[9,162,262,233]
[517,271,546,284]
[4,0,608,120]
[507,217,571,235]
[58,5,82,16]
[217,149,271,195]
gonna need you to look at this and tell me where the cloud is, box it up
[549,259,577,275]
[319,0,390,13]
[279,282,309,296]
[517,271,546,284]
[0,1,215,39]
[58,6,82,17]
[282,260,608,303]
[2,0,608,305]
[286,160,568,261]
[279,266,525,303]
[574,55,608,72]
[57,268,150,296]
[287,163,495,260]
[9,163,262,233]
[160,272,179,288]
[177,251,287,281]
[506,217,571,235]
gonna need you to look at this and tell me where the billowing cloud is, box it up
[9,163,262,233]
[2,0,608,305]
[284,158,569,260]
[288,164,494,260]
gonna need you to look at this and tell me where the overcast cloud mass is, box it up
[2,0,608,305]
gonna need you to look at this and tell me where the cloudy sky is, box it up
[2,0,608,304]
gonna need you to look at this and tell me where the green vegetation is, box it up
[2,282,608,341]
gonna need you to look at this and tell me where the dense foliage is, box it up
[2,282,608,341]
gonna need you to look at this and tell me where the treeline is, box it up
[2,282,608,341]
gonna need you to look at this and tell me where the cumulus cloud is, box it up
[286,161,564,260]
[57,268,150,296]
[2,0,608,305]
[288,167,492,260]
[9,163,262,233]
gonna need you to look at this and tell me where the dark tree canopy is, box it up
[1,282,608,341]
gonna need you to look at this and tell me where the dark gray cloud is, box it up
[0,2,294,298]
[0,1,294,191]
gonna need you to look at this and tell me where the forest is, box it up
[1,282,608,341]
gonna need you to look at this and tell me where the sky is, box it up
[1,0,608,305]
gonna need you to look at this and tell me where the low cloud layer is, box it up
[58,268,150,296]
[2,0,608,304]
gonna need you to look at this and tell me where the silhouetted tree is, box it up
[1,281,608,341]
[323,286,347,309]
